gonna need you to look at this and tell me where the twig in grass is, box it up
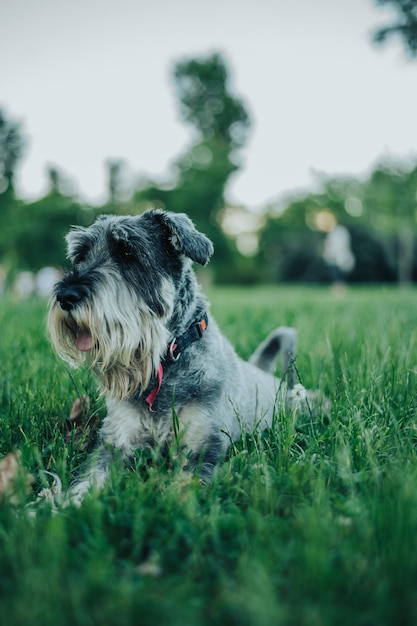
[64,395,101,452]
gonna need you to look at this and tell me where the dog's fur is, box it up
[48,209,307,505]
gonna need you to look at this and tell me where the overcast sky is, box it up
[2,0,416,210]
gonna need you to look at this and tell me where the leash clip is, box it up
[168,338,180,361]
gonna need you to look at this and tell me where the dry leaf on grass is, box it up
[136,551,163,577]
[0,450,34,505]
[64,395,100,451]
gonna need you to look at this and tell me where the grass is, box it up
[1,285,417,625]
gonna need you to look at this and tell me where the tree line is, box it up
[1,0,417,285]
[0,53,254,285]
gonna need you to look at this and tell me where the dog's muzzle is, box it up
[53,285,95,352]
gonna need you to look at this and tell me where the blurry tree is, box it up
[259,175,360,282]
[48,166,61,194]
[0,109,26,269]
[373,0,417,56]
[370,2,417,280]
[11,166,95,270]
[362,162,417,282]
[106,158,131,205]
[259,212,328,283]
[134,52,251,280]
[258,187,345,283]
[45,165,77,197]
[257,164,417,284]
[173,53,250,149]
[0,109,25,195]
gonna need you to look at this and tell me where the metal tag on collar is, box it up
[168,338,180,361]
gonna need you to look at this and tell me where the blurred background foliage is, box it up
[2,9,417,287]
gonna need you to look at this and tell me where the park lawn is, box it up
[1,285,417,625]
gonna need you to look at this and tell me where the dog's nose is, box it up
[56,287,83,311]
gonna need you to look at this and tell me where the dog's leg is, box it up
[63,445,114,507]
[249,327,297,388]
[184,433,225,482]
[176,402,226,482]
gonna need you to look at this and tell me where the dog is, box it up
[48,209,311,506]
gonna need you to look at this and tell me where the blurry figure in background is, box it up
[11,267,62,299]
[323,224,355,294]
[13,271,36,299]
[36,267,62,298]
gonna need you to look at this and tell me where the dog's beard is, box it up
[48,279,171,401]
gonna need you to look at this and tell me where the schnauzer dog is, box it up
[48,209,307,505]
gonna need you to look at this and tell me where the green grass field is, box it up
[1,285,417,625]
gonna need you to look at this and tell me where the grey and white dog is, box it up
[48,209,308,505]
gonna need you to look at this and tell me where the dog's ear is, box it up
[152,210,214,266]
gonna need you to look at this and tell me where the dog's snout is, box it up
[56,287,83,311]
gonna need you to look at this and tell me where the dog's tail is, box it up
[249,327,297,388]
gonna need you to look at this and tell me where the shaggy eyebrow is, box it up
[67,232,93,264]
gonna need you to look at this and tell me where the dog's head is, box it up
[48,209,213,399]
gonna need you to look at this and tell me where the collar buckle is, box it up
[196,317,207,337]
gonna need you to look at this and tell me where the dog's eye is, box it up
[112,239,135,262]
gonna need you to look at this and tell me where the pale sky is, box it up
[1,0,416,211]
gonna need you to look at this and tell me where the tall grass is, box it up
[1,286,417,625]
